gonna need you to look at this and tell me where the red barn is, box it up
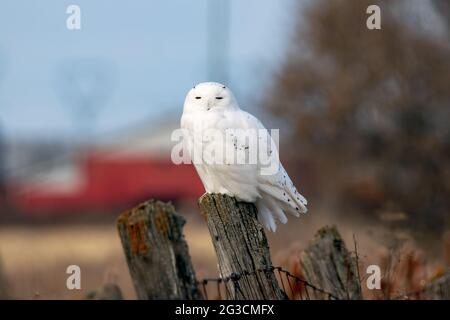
[9,118,204,216]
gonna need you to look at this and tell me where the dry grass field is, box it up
[1,203,447,300]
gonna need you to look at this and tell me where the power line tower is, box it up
[55,59,115,143]
[207,0,230,84]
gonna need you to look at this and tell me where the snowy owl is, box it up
[180,82,307,232]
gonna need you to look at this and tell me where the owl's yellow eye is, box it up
[216,97,223,100]
[195,96,201,99]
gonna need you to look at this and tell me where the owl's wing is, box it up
[233,110,308,215]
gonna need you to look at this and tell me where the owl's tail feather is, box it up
[257,194,292,232]
[259,184,308,215]
[256,187,308,232]
[256,200,278,232]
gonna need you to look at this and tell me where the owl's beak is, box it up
[207,100,212,111]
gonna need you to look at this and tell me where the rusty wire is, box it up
[196,266,339,300]
[198,266,450,300]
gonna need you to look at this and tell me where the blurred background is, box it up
[0,0,449,299]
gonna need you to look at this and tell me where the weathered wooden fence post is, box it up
[199,193,286,300]
[300,226,362,299]
[117,199,202,300]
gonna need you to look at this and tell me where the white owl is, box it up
[180,82,307,232]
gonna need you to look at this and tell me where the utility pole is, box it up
[0,123,5,202]
[0,56,5,202]
[207,0,230,84]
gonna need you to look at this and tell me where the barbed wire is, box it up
[198,266,450,300]
[197,266,339,300]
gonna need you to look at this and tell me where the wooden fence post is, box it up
[199,193,286,300]
[300,226,362,300]
[117,199,202,300]
[425,272,450,300]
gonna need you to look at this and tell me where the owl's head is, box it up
[183,82,238,113]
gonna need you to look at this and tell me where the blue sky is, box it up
[0,0,297,140]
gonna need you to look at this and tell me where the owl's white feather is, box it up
[180,82,307,232]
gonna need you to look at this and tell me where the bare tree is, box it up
[265,0,450,235]
[432,0,450,30]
